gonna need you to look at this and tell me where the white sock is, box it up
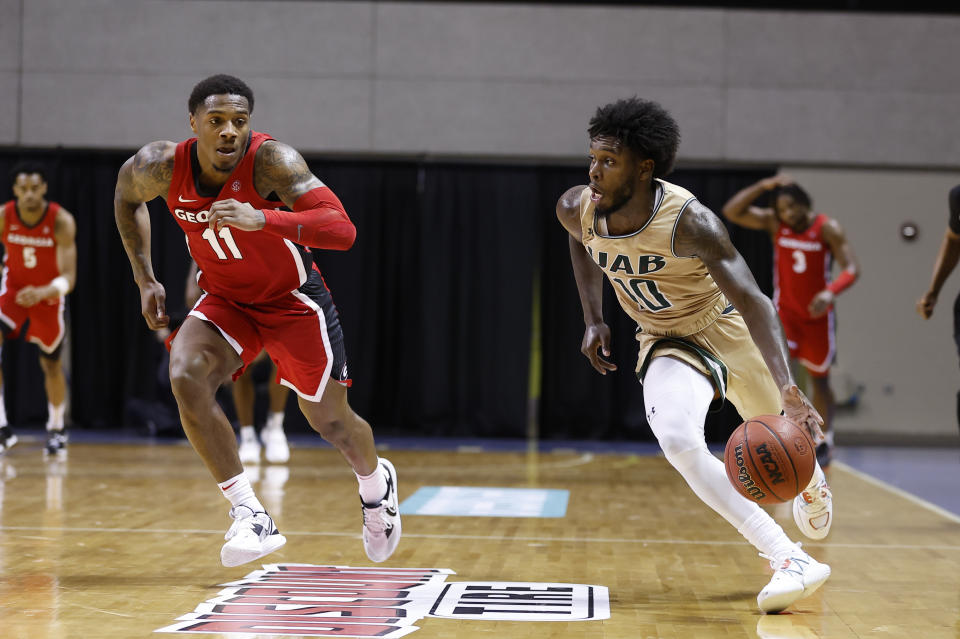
[266,411,284,432]
[0,389,7,427]
[47,402,65,432]
[803,462,826,492]
[357,460,387,505]
[218,473,265,512]
[239,425,257,442]
[738,509,798,563]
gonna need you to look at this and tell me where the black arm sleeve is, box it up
[949,184,960,234]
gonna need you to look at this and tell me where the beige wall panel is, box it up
[782,166,960,438]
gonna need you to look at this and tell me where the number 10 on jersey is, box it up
[201,226,243,259]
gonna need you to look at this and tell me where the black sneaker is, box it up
[44,430,68,457]
[0,426,17,454]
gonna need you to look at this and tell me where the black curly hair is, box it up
[774,183,812,209]
[588,97,680,179]
[9,160,48,188]
[188,74,254,114]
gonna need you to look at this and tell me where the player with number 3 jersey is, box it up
[722,177,860,467]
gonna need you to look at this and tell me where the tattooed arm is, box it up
[674,199,824,442]
[207,140,355,250]
[114,140,176,329]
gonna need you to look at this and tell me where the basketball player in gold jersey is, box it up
[556,97,833,614]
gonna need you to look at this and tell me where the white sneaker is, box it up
[757,546,831,614]
[360,458,401,563]
[793,468,832,539]
[261,425,290,464]
[220,505,286,567]
[238,430,261,465]
[0,427,17,454]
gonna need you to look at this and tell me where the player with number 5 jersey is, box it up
[114,74,401,568]
[0,162,76,457]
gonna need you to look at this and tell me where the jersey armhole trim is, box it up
[670,197,698,258]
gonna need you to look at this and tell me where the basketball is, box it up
[723,414,815,504]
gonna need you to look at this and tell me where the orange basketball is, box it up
[723,414,815,504]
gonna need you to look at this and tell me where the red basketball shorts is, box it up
[779,310,835,378]
[0,285,66,354]
[183,272,350,401]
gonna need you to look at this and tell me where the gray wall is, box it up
[2,0,959,438]
[1,1,958,165]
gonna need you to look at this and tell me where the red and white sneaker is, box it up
[793,467,832,539]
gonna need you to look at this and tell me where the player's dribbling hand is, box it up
[780,383,825,444]
[917,291,937,319]
[139,281,169,330]
[581,323,617,375]
[208,199,266,232]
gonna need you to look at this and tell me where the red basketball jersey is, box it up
[773,213,832,320]
[167,131,312,305]
[1,201,62,289]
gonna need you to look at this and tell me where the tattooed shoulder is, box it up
[254,140,321,204]
[128,141,176,199]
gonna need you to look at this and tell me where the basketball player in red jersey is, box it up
[0,162,76,457]
[113,75,400,567]
[722,177,860,468]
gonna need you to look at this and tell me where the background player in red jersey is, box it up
[722,176,860,467]
[114,74,400,567]
[916,184,960,431]
[0,162,76,457]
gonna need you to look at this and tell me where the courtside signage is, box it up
[400,486,569,517]
[155,563,609,636]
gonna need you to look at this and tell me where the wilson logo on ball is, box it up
[734,443,767,501]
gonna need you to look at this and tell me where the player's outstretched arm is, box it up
[206,140,356,251]
[556,185,616,375]
[114,140,175,329]
[720,176,787,234]
[918,186,960,319]
[675,199,823,441]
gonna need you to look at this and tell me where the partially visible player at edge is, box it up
[722,176,860,468]
[0,162,76,457]
[917,184,960,431]
[113,74,400,567]
[556,97,833,613]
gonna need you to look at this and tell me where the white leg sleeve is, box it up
[643,356,763,528]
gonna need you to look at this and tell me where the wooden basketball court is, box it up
[0,439,957,638]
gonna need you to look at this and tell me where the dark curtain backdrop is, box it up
[0,148,773,441]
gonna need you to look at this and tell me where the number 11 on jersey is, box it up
[201,226,243,259]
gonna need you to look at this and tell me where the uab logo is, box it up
[587,249,666,276]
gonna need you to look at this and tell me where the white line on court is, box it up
[2,525,959,552]
[832,460,960,525]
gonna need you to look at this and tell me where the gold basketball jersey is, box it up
[579,179,729,337]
